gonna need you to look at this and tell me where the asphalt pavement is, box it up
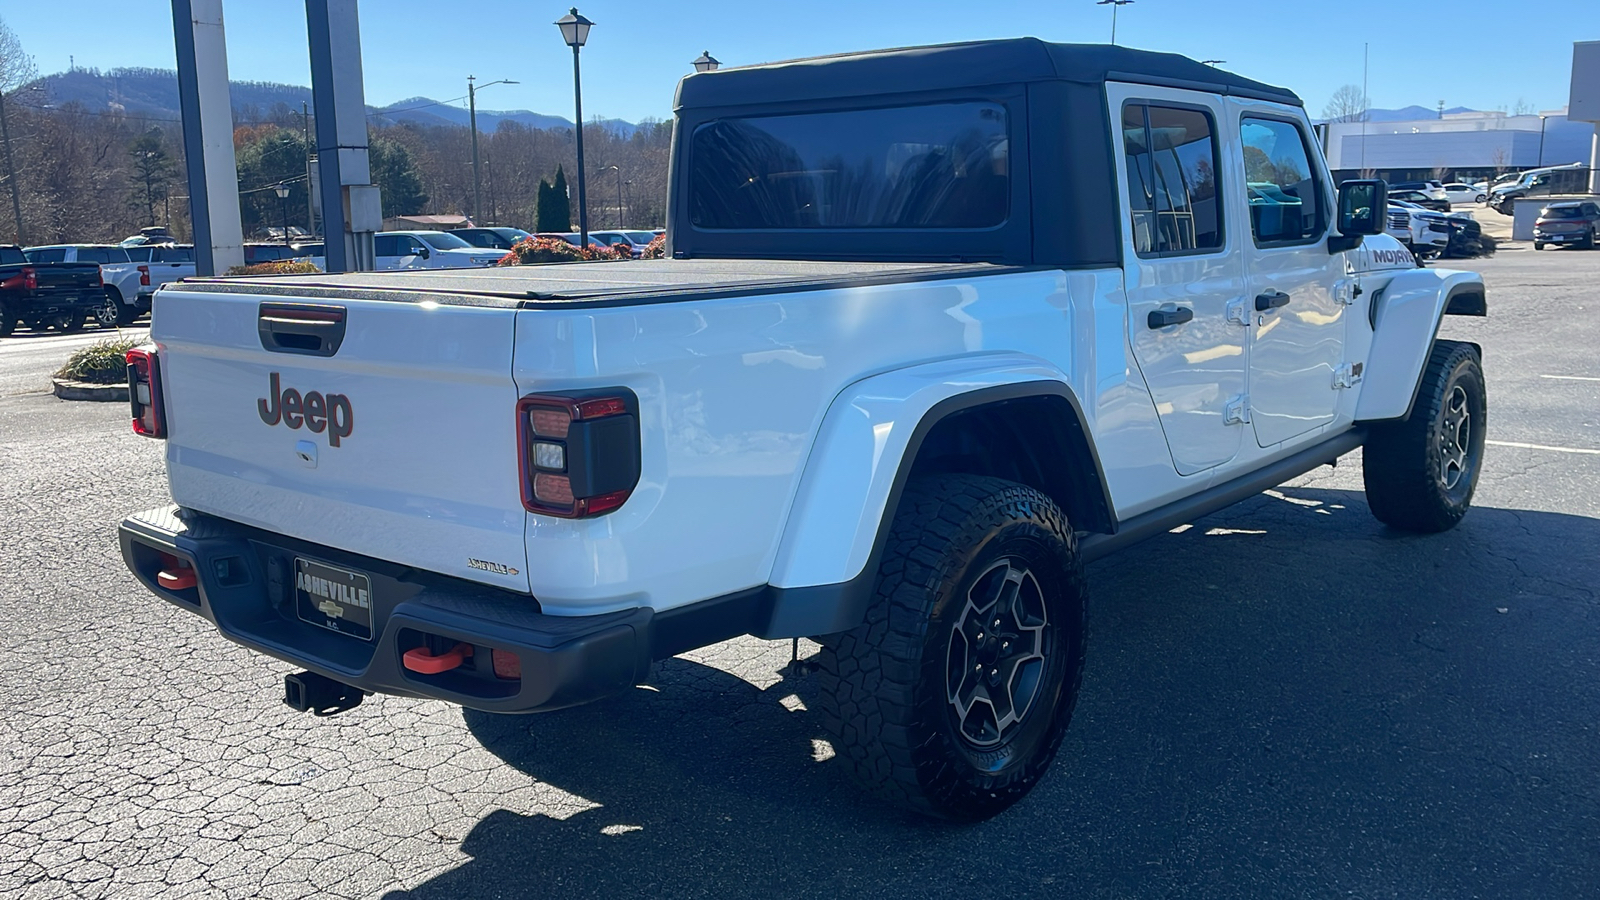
[1,249,1597,899]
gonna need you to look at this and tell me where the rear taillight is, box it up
[126,348,166,438]
[21,267,36,291]
[138,265,150,286]
[517,391,640,518]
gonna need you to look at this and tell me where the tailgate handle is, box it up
[258,303,346,357]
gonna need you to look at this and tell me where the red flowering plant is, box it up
[496,235,586,266]
[639,234,666,259]
[580,242,631,261]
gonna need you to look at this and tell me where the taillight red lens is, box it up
[138,265,150,286]
[22,267,36,290]
[126,348,166,438]
[517,391,640,518]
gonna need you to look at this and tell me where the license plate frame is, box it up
[294,557,374,641]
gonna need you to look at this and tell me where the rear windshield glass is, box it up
[689,101,1009,229]
[1541,206,1582,218]
[418,231,472,250]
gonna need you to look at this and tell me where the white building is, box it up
[1322,109,1595,182]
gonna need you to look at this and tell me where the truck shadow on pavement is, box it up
[385,487,1600,899]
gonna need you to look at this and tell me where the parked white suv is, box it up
[120,40,1486,822]
[373,231,506,270]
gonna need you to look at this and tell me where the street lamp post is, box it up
[692,51,720,73]
[1097,0,1134,45]
[468,76,519,225]
[1538,114,1548,167]
[555,7,594,249]
[274,183,291,246]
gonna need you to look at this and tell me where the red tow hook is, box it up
[157,555,197,591]
[403,642,474,674]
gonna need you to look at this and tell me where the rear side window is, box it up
[1122,103,1223,256]
[155,246,194,262]
[689,101,1009,229]
[374,235,401,257]
[1,247,25,265]
[1240,117,1325,244]
[27,248,66,263]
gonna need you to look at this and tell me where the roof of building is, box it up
[675,38,1301,110]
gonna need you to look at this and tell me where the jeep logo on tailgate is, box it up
[258,372,354,446]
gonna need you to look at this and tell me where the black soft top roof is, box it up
[675,38,1301,110]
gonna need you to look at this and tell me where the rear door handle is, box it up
[1255,289,1291,311]
[1147,306,1194,329]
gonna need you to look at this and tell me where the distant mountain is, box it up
[1366,105,1477,123]
[21,67,638,134]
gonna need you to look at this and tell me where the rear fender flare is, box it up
[761,355,1108,638]
[1356,269,1485,422]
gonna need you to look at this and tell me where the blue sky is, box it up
[3,1,1591,123]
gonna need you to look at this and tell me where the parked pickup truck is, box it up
[120,40,1488,821]
[0,245,105,336]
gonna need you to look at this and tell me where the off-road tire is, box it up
[1583,229,1596,251]
[1363,340,1486,533]
[815,474,1087,821]
[0,301,15,338]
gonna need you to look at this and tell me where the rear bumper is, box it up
[10,290,103,316]
[119,505,662,713]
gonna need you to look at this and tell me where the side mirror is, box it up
[1330,179,1386,252]
[416,245,431,259]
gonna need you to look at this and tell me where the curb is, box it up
[52,379,128,402]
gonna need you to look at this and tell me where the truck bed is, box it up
[165,259,1005,309]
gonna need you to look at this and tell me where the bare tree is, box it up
[1511,98,1535,116]
[0,14,37,243]
[1321,84,1368,123]
[1489,146,1510,176]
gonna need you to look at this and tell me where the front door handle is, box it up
[1255,289,1291,311]
[1147,306,1194,329]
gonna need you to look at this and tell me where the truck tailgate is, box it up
[154,289,530,592]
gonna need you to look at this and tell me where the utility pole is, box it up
[0,89,24,244]
[302,101,314,237]
[467,76,517,225]
[468,76,480,224]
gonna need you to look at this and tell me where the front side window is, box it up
[689,101,1009,229]
[26,248,65,263]
[1122,103,1223,256]
[1240,117,1324,244]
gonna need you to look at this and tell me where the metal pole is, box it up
[281,192,290,245]
[1538,115,1547,167]
[0,90,23,244]
[615,166,623,229]
[572,45,588,248]
[1111,3,1118,44]
[469,76,482,223]
[302,101,314,235]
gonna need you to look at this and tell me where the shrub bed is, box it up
[55,335,147,384]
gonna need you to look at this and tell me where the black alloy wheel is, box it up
[816,474,1087,821]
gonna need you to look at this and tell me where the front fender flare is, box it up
[761,355,1102,638]
[1356,268,1485,422]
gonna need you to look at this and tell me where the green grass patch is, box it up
[55,335,147,384]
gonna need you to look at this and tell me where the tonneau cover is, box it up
[164,259,1004,309]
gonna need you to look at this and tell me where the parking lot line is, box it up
[1539,375,1600,382]
[1487,439,1600,455]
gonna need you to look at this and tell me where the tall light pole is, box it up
[555,7,594,249]
[468,76,518,225]
[274,183,291,245]
[1097,0,1133,45]
[603,164,624,228]
[1538,114,1548,167]
[692,51,720,73]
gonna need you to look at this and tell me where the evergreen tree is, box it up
[369,137,428,215]
[550,165,572,230]
[126,130,176,227]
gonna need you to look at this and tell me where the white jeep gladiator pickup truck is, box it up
[119,40,1487,821]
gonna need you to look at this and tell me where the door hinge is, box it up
[1224,394,1251,425]
[1226,297,1250,326]
[1333,361,1365,389]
